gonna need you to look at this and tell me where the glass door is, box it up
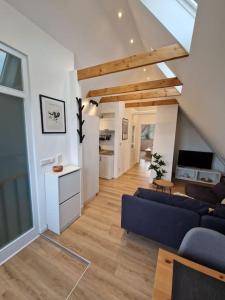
[0,44,38,264]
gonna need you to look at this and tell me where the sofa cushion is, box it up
[185,183,218,205]
[213,204,225,219]
[135,188,211,215]
[212,182,225,201]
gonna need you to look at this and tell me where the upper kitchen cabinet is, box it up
[100,117,115,131]
[99,112,115,131]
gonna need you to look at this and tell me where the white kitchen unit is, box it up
[100,118,115,131]
[99,155,114,179]
[45,165,81,234]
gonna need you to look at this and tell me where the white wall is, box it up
[151,104,178,182]
[174,111,225,173]
[131,0,225,167]
[0,0,79,232]
[120,108,133,175]
[82,113,99,203]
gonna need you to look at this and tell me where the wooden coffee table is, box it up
[155,179,174,194]
[153,249,225,300]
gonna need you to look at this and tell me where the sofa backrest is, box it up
[135,188,212,216]
[212,182,225,201]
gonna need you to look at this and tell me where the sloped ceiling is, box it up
[129,0,225,164]
[5,0,164,96]
[5,0,225,162]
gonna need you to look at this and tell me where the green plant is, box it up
[149,152,167,180]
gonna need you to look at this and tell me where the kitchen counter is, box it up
[99,150,114,156]
[99,151,114,179]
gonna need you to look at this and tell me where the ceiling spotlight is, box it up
[89,99,98,107]
[130,39,134,44]
[118,11,123,19]
[143,68,147,72]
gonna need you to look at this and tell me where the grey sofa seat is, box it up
[178,228,225,273]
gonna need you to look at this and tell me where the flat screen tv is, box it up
[178,150,213,169]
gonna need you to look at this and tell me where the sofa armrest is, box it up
[121,195,200,249]
[134,188,170,201]
[201,215,225,235]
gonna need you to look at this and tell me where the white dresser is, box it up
[45,165,81,234]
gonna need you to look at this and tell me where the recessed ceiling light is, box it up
[130,39,134,44]
[118,11,123,19]
[143,68,147,72]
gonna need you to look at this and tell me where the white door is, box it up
[0,43,38,264]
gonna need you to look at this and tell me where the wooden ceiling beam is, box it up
[100,87,180,103]
[125,99,178,108]
[77,43,188,80]
[87,77,182,98]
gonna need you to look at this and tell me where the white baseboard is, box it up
[39,225,48,233]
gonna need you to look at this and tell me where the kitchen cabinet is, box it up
[100,118,115,131]
[99,155,114,179]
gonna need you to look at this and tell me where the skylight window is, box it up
[141,0,197,51]
[177,0,198,17]
[0,50,6,76]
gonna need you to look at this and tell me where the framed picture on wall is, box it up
[39,95,66,134]
[122,118,128,140]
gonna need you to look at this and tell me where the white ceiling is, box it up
[5,0,225,162]
[5,0,164,97]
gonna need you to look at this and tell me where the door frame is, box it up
[0,42,39,264]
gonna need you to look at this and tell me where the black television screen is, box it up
[178,150,213,169]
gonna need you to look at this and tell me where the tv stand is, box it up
[175,166,221,185]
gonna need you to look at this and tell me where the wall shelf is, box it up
[175,166,221,185]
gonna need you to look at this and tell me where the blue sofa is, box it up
[121,188,225,249]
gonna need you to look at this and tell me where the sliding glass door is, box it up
[0,44,38,264]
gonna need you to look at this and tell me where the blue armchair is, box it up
[178,228,225,273]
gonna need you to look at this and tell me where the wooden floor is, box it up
[0,237,87,299]
[0,162,185,299]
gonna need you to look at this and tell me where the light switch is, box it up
[40,157,55,166]
[57,153,63,164]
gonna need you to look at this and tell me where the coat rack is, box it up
[76,97,85,143]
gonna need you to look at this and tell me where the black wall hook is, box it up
[76,97,85,143]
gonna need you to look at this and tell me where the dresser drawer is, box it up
[59,171,80,204]
[59,194,81,231]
